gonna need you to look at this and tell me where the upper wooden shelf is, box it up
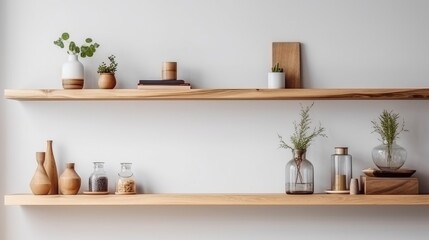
[4,194,429,206]
[4,88,429,101]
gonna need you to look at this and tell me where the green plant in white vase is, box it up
[278,103,327,194]
[271,62,283,73]
[371,110,408,170]
[54,32,100,58]
[53,32,100,89]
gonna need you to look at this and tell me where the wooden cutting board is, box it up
[272,42,301,88]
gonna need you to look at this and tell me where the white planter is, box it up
[62,54,84,89]
[268,72,285,89]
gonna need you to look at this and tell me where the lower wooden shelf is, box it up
[4,194,429,206]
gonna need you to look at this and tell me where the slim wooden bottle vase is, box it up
[44,140,58,194]
[30,152,51,195]
[59,163,81,195]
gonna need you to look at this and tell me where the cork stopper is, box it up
[66,163,75,169]
[335,147,348,155]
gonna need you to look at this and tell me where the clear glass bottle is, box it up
[116,163,136,194]
[88,162,108,192]
[285,149,314,194]
[331,147,352,191]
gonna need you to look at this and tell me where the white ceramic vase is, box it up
[62,54,84,89]
[268,72,285,89]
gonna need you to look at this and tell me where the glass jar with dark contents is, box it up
[88,162,108,192]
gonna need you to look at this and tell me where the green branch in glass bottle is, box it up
[278,103,327,184]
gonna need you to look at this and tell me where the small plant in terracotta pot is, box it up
[278,103,327,194]
[97,55,118,89]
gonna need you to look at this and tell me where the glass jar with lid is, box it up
[331,147,352,191]
[116,163,136,194]
[88,162,108,193]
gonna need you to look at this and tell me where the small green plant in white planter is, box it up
[268,62,285,89]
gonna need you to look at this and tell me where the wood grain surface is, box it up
[4,88,429,100]
[272,42,301,88]
[4,194,429,206]
[364,177,419,195]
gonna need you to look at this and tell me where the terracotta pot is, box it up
[59,163,81,195]
[98,73,116,89]
[30,152,51,195]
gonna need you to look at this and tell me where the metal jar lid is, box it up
[335,147,348,155]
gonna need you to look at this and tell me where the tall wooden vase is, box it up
[30,152,51,195]
[44,140,59,194]
[59,163,81,195]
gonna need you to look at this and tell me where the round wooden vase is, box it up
[44,140,58,194]
[98,73,116,89]
[30,152,51,195]
[59,163,81,195]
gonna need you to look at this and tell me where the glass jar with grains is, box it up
[116,162,136,194]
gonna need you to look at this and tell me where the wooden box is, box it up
[362,176,419,195]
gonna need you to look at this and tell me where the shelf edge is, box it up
[5,194,429,206]
[5,88,429,101]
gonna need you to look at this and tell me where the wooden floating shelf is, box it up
[4,88,429,101]
[4,194,429,206]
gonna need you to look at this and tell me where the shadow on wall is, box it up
[17,206,429,240]
[0,0,6,239]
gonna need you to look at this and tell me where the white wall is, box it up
[1,0,8,237]
[1,0,429,239]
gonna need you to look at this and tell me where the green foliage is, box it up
[371,110,408,145]
[278,103,327,151]
[97,55,118,74]
[61,32,69,40]
[54,32,100,58]
[271,62,283,72]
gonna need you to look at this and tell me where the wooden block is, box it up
[363,177,419,195]
[272,42,301,88]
